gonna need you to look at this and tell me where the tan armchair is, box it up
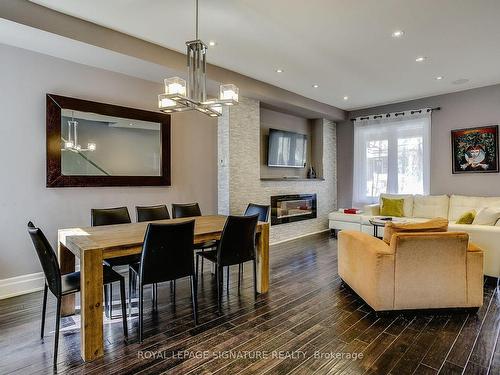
[338,230,483,311]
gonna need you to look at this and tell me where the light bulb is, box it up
[64,141,74,149]
[87,143,96,151]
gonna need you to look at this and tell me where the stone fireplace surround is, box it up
[217,97,337,244]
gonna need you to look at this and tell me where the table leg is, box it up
[256,223,270,293]
[80,249,104,361]
[57,242,75,316]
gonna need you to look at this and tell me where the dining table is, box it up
[57,215,270,362]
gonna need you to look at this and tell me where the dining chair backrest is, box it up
[217,214,259,266]
[171,203,202,218]
[139,220,195,285]
[244,203,270,222]
[91,207,131,226]
[27,222,61,297]
[136,205,170,222]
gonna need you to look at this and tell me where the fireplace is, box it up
[271,194,317,225]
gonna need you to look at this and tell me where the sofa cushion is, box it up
[412,195,449,219]
[449,195,500,221]
[472,207,500,225]
[328,211,362,223]
[380,197,404,217]
[456,210,476,224]
[380,194,414,217]
[383,217,449,244]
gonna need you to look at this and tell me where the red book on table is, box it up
[343,208,360,214]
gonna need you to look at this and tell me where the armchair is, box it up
[338,230,483,311]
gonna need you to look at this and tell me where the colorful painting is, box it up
[451,125,499,173]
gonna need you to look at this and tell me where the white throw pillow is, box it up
[472,207,500,226]
[412,195,449,219]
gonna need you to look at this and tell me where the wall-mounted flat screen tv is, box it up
[268,128,307,168]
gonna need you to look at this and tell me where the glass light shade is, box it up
[164,77,186,96]
[87,142,96,151]
[158,95,176,109]
[64,141,74,149]
[220,84,239,102]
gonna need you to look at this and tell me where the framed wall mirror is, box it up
[46,94,171,187]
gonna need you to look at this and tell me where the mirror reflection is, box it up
[61,109,161,176]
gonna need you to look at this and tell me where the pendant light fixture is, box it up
[158,0,239,117]
[62,112,96,152]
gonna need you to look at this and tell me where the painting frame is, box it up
[451,125,499,174]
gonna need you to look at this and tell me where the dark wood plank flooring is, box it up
[0,232,498,374]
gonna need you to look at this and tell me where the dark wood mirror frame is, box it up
[46,94,171,187]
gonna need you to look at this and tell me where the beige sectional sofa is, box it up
[329,194,500,277]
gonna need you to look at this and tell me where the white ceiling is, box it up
[29,0,500,110]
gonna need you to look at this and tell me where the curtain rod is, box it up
[350,106,441,122]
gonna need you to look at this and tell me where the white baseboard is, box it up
[271,229,331,245]
[0,272,45,300]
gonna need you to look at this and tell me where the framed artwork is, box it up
[451,125,499,174]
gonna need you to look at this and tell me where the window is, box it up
[352,113,430,205]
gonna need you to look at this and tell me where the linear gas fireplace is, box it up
[271,194,317,225]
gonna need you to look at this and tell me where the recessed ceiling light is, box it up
[312,84,319,88]
[343,96,349,100]
[436,76,444,80]
[209,40,216,47]
[392,30,404,38]
[276,69,284,73]
[415,56,427,62]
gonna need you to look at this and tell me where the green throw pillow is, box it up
[380,197,404,217]
[456,210,476,224]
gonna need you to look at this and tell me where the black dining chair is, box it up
[27,222,128,367]
[135,204,171,306]
[196,214,259,314]
[136,205,170,223]
[129,220,198,342]
[91,206,137,318]
[172,203,216,276]
[238,203,270,289]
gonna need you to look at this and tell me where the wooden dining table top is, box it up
[58,215,266,258]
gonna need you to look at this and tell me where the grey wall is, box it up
[337,84,500,208]
[0,43,217,280]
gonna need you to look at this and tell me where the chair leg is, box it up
[128,269,133,317]
[155,283,158,311]
[190,275,198,325]
[108,283,113,319]
[118,280,128,337]
[201,249,204,274]
[104,284,110,318]
[195,253,200,280]
[238,264,243,293]
[253,259,258,299]
[138,285,144,343]
[217,265,223,315]
[226,266,230,293]
[41,284,48,338]
[53,297,61,368]
[172,280,176,301]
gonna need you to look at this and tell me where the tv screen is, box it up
[268,128,307,168]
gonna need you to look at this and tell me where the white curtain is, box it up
[352,111,431,206]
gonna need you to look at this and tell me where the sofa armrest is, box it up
[338,231,394,310]
[449,223,500,277]
[363,204,380,216]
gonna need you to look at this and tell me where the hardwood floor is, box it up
[0,232,498,374]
